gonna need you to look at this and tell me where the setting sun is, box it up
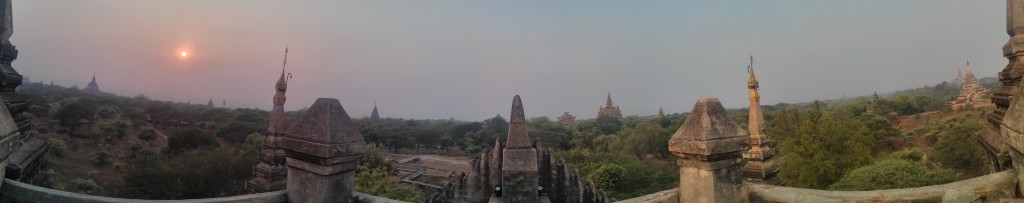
[180,51,188,57]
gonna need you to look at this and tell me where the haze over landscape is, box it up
[9,0,1007,120]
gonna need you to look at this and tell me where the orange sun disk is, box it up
[180,51,188,57]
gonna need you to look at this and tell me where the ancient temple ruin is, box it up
[741,56,781,185]
[953,61,988,109]
[369,103,380,122]
[656,107,665,118]
[85,73,100,93]
[438,96,612,203]
[597,93,622,119]
[557,112,575,126]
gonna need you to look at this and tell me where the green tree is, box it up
[122,146,258,199]
[56,100,97,137]
[829,159,955,191]
[590,164,627,192]
[595,117,622,135]
[166,128,217,154]
[777,104,873,189]
[934,120,988,174]
[355,147,423,202]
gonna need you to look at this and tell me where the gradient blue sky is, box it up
[9,1,1008,120]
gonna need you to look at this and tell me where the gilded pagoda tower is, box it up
[597,93,622,119]
[741,56,781,185]
[248,48,292,192]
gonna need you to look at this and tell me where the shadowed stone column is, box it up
[0,0,22,187]
[668,98,750,203]
[998,0,1024,196]
[282,98,366,203]
[0,94,20,186]
[993,0,1024,127]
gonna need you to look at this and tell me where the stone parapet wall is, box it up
[746,170,1017,203]
[0,179,288,203]
[1,178,406,203]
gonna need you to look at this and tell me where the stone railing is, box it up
[747,170,1017,202]
[0,178,408,203]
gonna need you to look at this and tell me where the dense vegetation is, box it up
[14,76,1000,199]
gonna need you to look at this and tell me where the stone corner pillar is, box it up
[668,98,750,203]
[282,98,366,203]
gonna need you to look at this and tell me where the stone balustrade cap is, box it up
[283,98,365,158]
[668,98,749,159]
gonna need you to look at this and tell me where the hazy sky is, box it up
[9,1,1009,121]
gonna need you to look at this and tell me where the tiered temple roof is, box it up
[557,112,575,126]
[954,61,987,107]
[597,93,622,119]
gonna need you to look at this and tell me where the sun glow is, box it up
[180,51,188,57]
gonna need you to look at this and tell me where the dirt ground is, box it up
[382,151,471,181]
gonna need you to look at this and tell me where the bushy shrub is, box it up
[829,159,955,191]
[934,120,988,174]
[48,138,66,157]
[887,148,923,162]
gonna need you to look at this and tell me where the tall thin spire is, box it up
[605,92,613,107]
[742,55,781,185]
[248,47,291,193]
[747,55,758,89]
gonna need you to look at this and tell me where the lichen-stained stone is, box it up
[669,98,748,203]
[668,98,749,160]
[282,98,366,203]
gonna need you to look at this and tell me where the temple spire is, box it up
[248,47,292,192]
[741,55,781,185]
[506,95,531,149]
[605,92,613,107]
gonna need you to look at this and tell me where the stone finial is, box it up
[282,98,366,203]
[502,95,539,203]
[669,98,748,203]
[506,95,532,149]
[668,98,749,160]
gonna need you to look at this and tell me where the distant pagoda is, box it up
[657,106,666,118]
[206,97,215,108]
[740,55,782,185]
[248,48,291,193]
[85,73,100,93]
[596,93,622,119]
[557,112,576,126]
[369,103,381,122]
[953,61,987,108]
